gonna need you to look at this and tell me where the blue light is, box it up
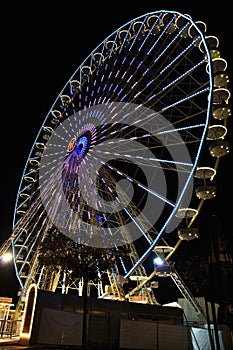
[75,136,88,156]
[153,257,164,266]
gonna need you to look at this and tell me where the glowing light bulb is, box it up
[153,257,164,266]
[2,252,12,263]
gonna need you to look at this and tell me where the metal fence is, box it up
[0,319,22,338]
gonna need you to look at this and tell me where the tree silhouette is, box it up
[38,226,122,349]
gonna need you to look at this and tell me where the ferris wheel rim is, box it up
[10,9,230,293]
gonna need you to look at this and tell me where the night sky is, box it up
[0,3,232,304]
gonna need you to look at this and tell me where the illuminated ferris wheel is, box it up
[3,10,230,304]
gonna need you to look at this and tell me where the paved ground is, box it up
[0,338,72,349]
[0,344,72,350]
[0,347,62,350]
[0,338,81,350]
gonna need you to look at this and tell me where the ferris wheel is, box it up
[4,10,230,303]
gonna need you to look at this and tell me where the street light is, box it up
[1,252,12,263]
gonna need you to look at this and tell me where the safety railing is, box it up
[0,319,22,338]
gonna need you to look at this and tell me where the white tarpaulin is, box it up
[191,327,227,350]
[119,319,191,349]
[37,307,83,346]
